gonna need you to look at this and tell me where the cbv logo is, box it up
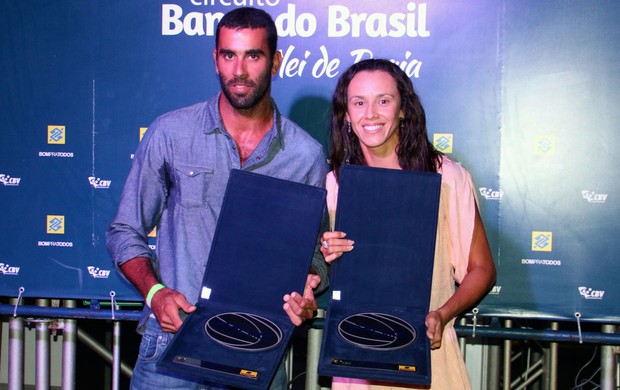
[479,187,503,200]
[0,263,20,276]
[0,174,21,186]
[581,191,608,204]
[578,286,605,300]
[88,177,111,189]
[87,266,111,279]
[489,286,502,295]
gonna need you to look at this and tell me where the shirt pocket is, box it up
[172,164,214,210]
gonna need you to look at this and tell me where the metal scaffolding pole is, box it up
[488,342,501,388]
[62,300,77,390]
[305,309,329,390]
[35,299,50,390]
[503,319,512,390]
[548,322,558,390]
[8,298,24,390]
[601,324,617,390]
[112,319,121,390]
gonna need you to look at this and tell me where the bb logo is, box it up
[531,231,552,252]
[47,215,65,234]
[48,125,66,145]
[433,133,453,154]
[148,226,157,238]
[534,135,556,156]
[140,127,148,141]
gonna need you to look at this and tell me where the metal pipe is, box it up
[503,319,512,390]
[600,324,617,390]
[458,317,467,355]
[548,322,558,390]
[6,300,620,345]
[487,342,501,389]
[8,299,24,390]
[0,304,142,321]
[305,309,325,390]
[77,327,134,378]
[35,299,50,390]
[112,319,121,390]
[513,359,544,390]
[455,325,620,345]
[62,300,77,390]
[308,316,620,345]
[285,345,293,385]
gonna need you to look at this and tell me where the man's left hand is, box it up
[283,274,320,326]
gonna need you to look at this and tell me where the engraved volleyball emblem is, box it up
[205,312,283,351]
[338,313,416,350]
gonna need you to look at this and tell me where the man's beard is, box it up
[219,69,271,110]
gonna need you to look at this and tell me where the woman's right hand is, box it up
[320,231,354,264]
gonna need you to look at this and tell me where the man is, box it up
[106,7,328,389]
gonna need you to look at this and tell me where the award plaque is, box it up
[318,165,441,385]
[157,169,326,389]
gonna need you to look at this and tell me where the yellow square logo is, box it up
[47,215,65,234]
[534,135,556,156]
[140,127,148,141]
[148,226,157,238]
[48,125,66,144]
[531,231,552,252]
[433,133,453,154]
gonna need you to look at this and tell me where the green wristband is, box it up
[146,283,165,308]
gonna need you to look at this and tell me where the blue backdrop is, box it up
[1,1,618,323]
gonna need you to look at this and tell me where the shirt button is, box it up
[189,171,194,176]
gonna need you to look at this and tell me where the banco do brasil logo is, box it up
[48,125,66,144]
[531,231,552,252]
[47,215,65,234]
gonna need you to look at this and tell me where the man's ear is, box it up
[271,50,283,76]
[213,48,219,75]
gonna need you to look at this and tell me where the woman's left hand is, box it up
[320,231,354,264]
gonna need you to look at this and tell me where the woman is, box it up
[320,59,496,389]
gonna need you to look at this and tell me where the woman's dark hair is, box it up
[329,59,442,178]
[216,7,278,58]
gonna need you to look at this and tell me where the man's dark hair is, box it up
[216,7,278,58]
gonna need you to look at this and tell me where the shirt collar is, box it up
[204,92,285,149]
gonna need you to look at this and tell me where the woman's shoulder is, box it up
[325,170,339,210]
[438,156,473,185]
[326,170,337,183]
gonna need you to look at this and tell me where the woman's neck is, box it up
[362,149,401,170]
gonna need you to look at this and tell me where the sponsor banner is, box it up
[0,1,618,321]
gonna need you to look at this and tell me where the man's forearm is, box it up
[119,257,161,298]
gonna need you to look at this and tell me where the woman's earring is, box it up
[400,117,405,130]
[347,121,352,134]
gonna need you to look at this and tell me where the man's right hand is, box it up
[119,257,197,332]
[150,287,196,332]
